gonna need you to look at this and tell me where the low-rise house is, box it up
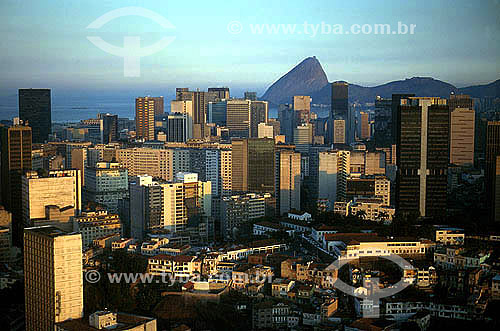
[148,255,197,279]
[111,238,136,251]
[253,221,292,236]
[436,228,465,246]
[93,233,121,248]
[272,278,295,298]
[56,311,156,331]
[434,247,489,270]
[280,218,311,233]
[311,224,338,242]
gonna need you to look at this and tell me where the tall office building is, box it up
[258,123,274,139]
[449,93,473,110]
[83,162,128,213]
[192,91,218,139]
[19,89,51,143]
[135,97,156,141]
[98,113,118,144]
[117,148,174,181]
[329,82,348,144]
[396,97,449,217]
[486,122,500,222]
[208,87,230,100]
[450,107,475,166]
[232,138,275,194]
[374,96,393,147]
[250,100,269,138]
[163,173,212,237]
[293,123,313,154]
[22,170,82,227]
[167,113,188,142]
[278,104,294,143]
[496,156,500,222]
[391,93,415,145]
[207,100,227,126]
[449,94,474,166]
[129,176,163,240]
[360,112,370,140]
[71,148,87,187]
[189,149,220,197]
[227,99,251,138]
[150,96,164,116]
[318,150,350,209]
[171,100,194,140]
[244,91,257,101]
[277,149,301,215]
[220,148,232,196]
[333,119,346,144]
[0,124,32,243]
[24,226,83,331]
[294,95,311,125]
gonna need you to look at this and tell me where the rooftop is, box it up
[24,225,75,238]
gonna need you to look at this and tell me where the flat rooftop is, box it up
[24,225,76,238]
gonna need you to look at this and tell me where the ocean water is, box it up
[0,93,282,123]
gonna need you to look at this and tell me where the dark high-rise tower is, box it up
[99,113,118,144]
[329,82,349,144]
[249,101,268,138]
[18,89,51,143]
[0,124,32,244]
[396,97,449,218]
[486,122,500,221]
[391,93,415,146]
[231,138,275,194]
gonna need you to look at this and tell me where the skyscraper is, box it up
[227,99,251,138]
[150,96,165,116]
[449,94,475,166]
[135,97,155,141]
[277,149,301,215]
[374,96,393,147]
[333,119,346,144]
[329,82,348,143]
[450,107,475,166]
[171,100,194,140]
[192,91,218,139]
[360,112,370,140]
[83,162,128,213]
[294,95,311,125]
[99,113,119,144]
[24,226,83,331]
[208,87,230,100]
[167,113,189,142]
[207,100,227,126]
[22,169,82,226]
[250,100,268,138]
[232,138,275,194]
[278,104,294,143]
[486,122,500,222]
[18,88,51,143]
[391,93,415,145]
[318,150,351,209]
[396,97,449,217]
[0,124,32,243]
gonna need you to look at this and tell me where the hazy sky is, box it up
[1,0,499,95]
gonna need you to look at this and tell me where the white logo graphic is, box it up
[86,7,176,77]
[326,251,415,318]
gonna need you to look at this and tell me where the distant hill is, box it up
[458,79,500,99]
[261,56,328,105]
[261,57,500,105]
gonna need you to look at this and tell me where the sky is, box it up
[0,0,499,97]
